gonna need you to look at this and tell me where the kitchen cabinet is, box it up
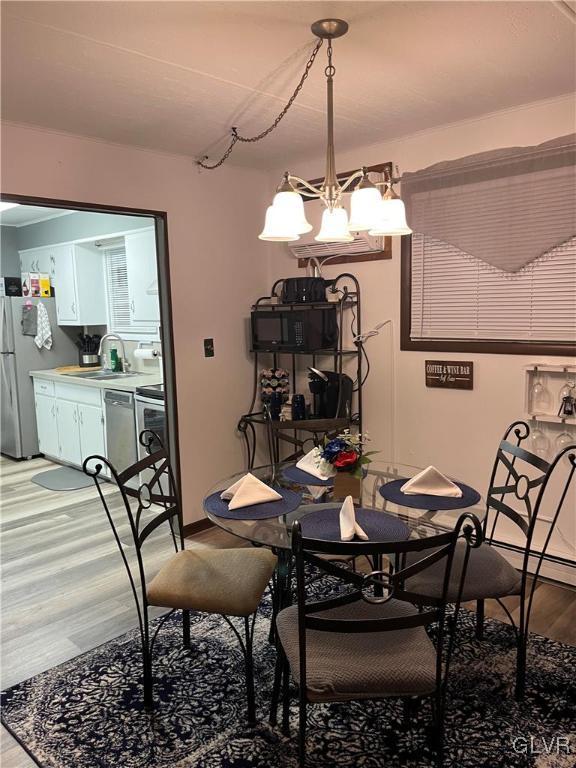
[78,403,105,461]
[20,246,58,281]
[125,230,160,325]
[52,244,107,326]
[56,399,82,464]
[52,245,78,323]
[34,393,59,458]
[33,378,106,468]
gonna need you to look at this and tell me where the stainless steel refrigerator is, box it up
[1,297,78,459]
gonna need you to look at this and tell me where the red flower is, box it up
[333,450,358,469]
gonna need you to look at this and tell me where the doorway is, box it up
[0,193,180,688]
[0,194,179,482]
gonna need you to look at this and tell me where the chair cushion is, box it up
[276,598,437,702]
[405,541,522,602]
[147,547,277,617]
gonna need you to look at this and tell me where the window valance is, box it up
[401,134,576,273]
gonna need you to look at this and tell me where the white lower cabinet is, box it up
[56,400,82,465]
[33,378,106,468]
[34,393,59,458]
[78,403,105,462]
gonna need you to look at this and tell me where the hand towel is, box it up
[296,447,336,480]
[339,495,368,541]
[220,473,282,510]
[34,302,52,350]
[21,304,38,336]
[400,466,462,497]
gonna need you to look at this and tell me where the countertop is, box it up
[29,368,163,393]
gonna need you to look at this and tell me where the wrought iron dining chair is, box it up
[405,420,576,700]
[270,513,482,767]
[83,430,277,719]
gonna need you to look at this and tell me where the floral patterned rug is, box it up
[1,588,574,768]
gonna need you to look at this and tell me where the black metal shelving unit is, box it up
[238,273,363,469]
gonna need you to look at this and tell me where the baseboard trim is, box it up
[183,519,214,538]
[492,539,575,586]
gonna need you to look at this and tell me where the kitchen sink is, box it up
[64,370,149,380]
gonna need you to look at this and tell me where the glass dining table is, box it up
[203,460,486,621]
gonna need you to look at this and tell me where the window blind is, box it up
[410,235,576,342]
[104,245,131,332]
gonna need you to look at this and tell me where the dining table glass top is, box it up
[203,460,486,551]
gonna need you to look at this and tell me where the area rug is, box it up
[31,466,94,491]
[1,583,574,768]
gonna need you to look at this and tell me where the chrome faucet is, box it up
[98,333,129,372]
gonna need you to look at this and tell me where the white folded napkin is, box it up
[307,485,328,501]
[400,466,462,498]
[220,473,282,510]
[339,495,368,541]
[296,447,336,481]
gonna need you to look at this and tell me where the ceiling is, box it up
[2,1,574,169]
[0,205,75,227]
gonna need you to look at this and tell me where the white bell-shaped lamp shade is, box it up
[368,197,412,236]
[315,207,354,243]
[258,205,300,242]
[273,190,312,234]
[348,185,383,231]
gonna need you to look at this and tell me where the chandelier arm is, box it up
[288,174,325,197]
[337,169,366,195]
[197,39,324,169]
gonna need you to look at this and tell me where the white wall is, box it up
[1,225,20,276]
[265,95,576,581]
[1,122,270,525]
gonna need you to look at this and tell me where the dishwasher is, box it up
[104,390,137,474]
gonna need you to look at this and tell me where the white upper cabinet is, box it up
[20,227,158,332]
[19,246,57,280]
[52,245,78,323]
[125,230,160,325]
[54,244,107,326]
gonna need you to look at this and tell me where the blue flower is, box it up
[321,439,347,463]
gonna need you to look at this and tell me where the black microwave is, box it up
[251,307,338,353]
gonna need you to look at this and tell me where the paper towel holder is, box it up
[136,341,162,359]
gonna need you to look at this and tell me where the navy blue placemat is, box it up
[300,506,410,542]
[282,464,335,487]
[204,487,302,520]
[379,478,481,510]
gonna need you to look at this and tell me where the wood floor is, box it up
[1,454,574,767]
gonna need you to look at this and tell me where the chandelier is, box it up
[198,18,412,243]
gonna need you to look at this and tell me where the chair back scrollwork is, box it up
[83,430,184,645]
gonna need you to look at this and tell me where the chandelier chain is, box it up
[197,39,324,170]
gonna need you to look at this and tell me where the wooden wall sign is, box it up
[425,360,474,390]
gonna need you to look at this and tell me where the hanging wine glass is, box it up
[530,374,551,415]
[530,424,550,459]
[558,380,575,403]
[555,428,574,453]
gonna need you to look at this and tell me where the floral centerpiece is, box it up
[318,431,376,498]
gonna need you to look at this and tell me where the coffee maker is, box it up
[308,367,353,419]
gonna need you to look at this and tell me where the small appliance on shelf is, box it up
[250,305,338,353]
[308,367,353,419]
